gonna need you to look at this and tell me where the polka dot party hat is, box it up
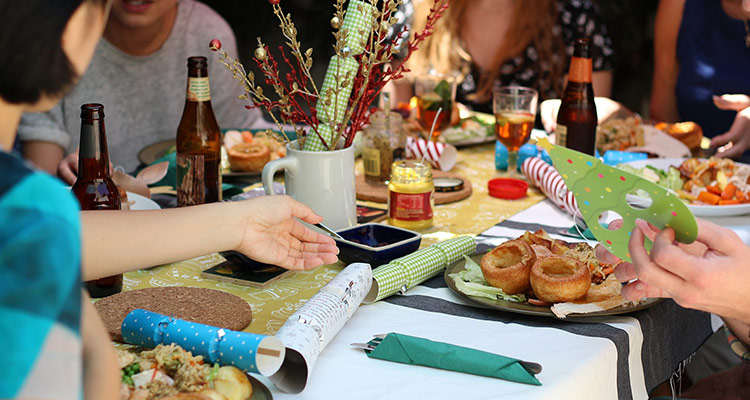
[537,138,697,262]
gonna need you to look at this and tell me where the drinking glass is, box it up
[493,86,538,176]
[414,73,457,140]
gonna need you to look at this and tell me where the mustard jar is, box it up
[387,160,434,230]
[362,103,405,185]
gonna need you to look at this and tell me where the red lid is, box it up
[488,178,528,200]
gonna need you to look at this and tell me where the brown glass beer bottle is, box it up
[176,56,222,206]
[556,38,598,156]
[71,103,123,298]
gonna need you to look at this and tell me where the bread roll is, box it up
[227,142,271,172]
[655,121,703,150]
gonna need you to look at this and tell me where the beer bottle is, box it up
[556,38,598,156]
[71,103,123,298]
[176,56,222,206]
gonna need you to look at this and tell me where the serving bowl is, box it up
[334,223,422,267]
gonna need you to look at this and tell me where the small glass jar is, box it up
[387,160,434,230]
[362,110,405,185]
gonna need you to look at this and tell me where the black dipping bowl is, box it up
[334,223,422,267]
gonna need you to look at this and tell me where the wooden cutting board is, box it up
[356,170,473,204]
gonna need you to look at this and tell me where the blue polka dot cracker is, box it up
[121,309,285,376]
[537,138,698,262]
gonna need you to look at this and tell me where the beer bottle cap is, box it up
[488,178,528,199]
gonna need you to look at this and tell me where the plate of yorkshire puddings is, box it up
[445,230,662,319]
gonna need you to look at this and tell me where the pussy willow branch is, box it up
[271,3,326,128]
[214,49,291,144]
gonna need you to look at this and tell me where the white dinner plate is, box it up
[622,158,750,217]
[127,192,161,210]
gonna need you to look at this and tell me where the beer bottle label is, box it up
[363,148,381,176]
[556,124,568,148]
[177,153,206,206]
[568,57,592,83]
[187,77,212,102]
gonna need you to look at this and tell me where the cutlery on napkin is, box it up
[352,333,541,385]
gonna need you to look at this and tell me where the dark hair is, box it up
[0,0,86,104]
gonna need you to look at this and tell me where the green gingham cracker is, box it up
[303,122,334,152]
[341,0,375,55]
[366,236,476,303]
[312,55,359,129]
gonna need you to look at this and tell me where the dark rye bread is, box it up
[94,286,253,342]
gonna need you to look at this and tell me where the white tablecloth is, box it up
[258,200,731,400]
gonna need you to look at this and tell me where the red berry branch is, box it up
[211,0,448,151]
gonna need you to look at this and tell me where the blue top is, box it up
[0,152,82,399]
[676,0,750,137]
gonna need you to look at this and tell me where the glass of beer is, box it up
[414,73,457,140]
[493,86,538,176]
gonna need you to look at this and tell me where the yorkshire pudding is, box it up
[480,239,536,294]
[227,142,271,172]
[530,256,591,303]
[654,121,703,150]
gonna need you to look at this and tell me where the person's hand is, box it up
[58,148,116,185]
[713,94,750,112]
[596,218,750,324]
[711,95,750,159]
[57,151,79,185]
[234,195,339,270]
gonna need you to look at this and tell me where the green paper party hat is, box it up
[537,138,697,262]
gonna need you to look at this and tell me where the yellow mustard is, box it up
[387,160,434,230]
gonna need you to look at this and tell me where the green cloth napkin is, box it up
[367,236,476,303]
[365,333,541,386]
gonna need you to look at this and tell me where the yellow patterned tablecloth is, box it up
[123,142,544,336]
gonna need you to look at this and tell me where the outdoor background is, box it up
[203,0,659,117]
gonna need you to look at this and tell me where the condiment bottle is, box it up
[556,38,598,155]
[71,103,123,298]
[362,103,406,185]
[176,56,222,206]
[387,160,434,230]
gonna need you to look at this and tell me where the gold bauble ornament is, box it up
[330,16,341,29]
[254,47,268,61]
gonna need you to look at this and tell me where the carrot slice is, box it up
[721,183,737,200]
[242,130,254,143]
[706,184,722,195]
[697,191,721,205]
[719,199,742,205]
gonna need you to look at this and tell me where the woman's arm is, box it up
[80,195,339,280]
[649,0,685,122]
[21,141,64,176]
[592,70,612,98]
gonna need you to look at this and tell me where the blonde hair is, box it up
[408,0,565,102]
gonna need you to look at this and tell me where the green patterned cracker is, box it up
[303,122,334,152]
[366,236,476,303]
[313,55,359,131]
[341,0,375,55]
[537,138,697,262]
